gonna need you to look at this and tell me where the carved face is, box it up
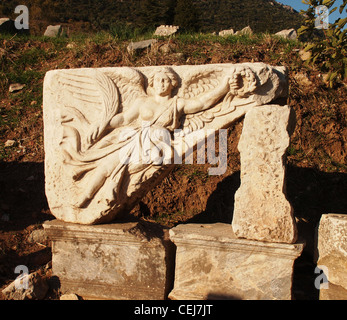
[153,72,173,97]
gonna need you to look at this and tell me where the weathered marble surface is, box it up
[232,104,297,243]
[43,63,288,225]
[168,223,304,300]
[43,219,175,300]
[316,214,347,300]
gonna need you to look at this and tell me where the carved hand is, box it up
[228,72,242,95]
[230,68,257,97]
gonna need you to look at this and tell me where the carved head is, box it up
[148,67,179,97]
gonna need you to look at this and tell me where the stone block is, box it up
[43,220,175,300]
[169,223,304,300]
[232,104,297,243]
[316,214,347,300]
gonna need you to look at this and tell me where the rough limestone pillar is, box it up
[232,104,297,244]
[316,214,347,300]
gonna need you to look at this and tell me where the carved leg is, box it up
[76,171,108,207]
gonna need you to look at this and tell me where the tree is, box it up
[174,0,199,31]
[298,0,347,87]
[139,0,170,28]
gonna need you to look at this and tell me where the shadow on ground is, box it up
[0,161,346,299]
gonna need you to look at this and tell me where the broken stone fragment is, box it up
[27,228,47,244]
[154,25,179,37]
[9,83,25,93]
[169,223,304,300]
[275,28,297,40]
[4,139,16,147]
[316,214,347,300]
[219,28,234,37]
[127,39,157,54]
[44,25,62,37]
[2,271,49,300]
[234,26,253,36]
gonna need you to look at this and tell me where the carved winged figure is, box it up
[44,63,285,224]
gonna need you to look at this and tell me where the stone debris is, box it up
[154,25,179,37]
[2,271,49,300]
[127,39,157,54]
[299,49,311,61]
[293,71,313,87]
[316,214,347,300]
[9,83,25,93]
[234,26,253,36]
[27,228,47,244]
[218,28,234,37]
[4,140,16,147]
[44,25,62,37]
[275,28,297,40]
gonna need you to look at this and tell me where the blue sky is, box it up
[276,0,347,23]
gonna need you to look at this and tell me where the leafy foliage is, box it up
[298,0,347,87]
[173,0,199,31]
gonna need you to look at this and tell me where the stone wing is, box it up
[103,67,146,113]
[54,69,119,126]
[178,66,258,134]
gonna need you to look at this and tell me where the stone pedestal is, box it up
[168,223,304,300]
[316,214,347,300]
[43,220,175,300]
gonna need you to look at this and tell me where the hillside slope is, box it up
[0,0,304,34]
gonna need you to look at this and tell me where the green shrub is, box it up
[298,0,347,87]
[108,23,152,41]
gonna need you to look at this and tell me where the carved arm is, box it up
[179,76,238,115]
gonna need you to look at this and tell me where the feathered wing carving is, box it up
[53,68,146,154]
[177,65,258,135]
[104,67,146,114]
[52,69,119,154]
